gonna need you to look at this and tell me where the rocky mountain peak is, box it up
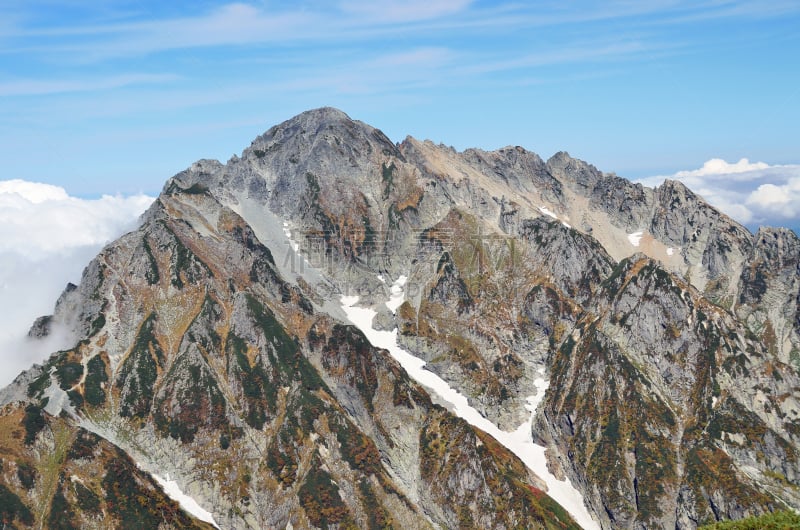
[546,150,603,192]
[245,106,401,164]
[754,226,800,255]
[657,177,691,195]
[161,159,225,196]
[3,108,800,530]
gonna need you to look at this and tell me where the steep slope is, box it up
[0,407,217,530]
[536,255,800,528]
[735,227,800,365]
[1,179,580,528]
[3,107,799,529]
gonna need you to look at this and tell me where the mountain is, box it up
[1,107,799,529]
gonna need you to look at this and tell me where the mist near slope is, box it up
[0,179,153,388]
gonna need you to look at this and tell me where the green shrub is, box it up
[0,483,34,526]
[84,355,108,407]
[56,361,83,390]
[16,462,36,490]
[298,460,352,528]
[699,510,800,529]
[23,404,46,445]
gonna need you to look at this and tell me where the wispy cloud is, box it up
[54,4,316,60]
[0,73,178,97]
[0,0,797,201]
[457,40,652,76]
[7,1,800,49]
[0,1,745,61]
[371,47,455,68]
[338,0,474,23]
[650,0,800,23]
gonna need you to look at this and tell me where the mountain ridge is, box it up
[1,107,799,529]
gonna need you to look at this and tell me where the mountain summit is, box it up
[1,108,799,529]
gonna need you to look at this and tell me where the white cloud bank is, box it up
[0,179,154,257]
[673,158,769,178]
[0,179,153,388]
[637,158,800,229]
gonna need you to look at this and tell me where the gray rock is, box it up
[6,107,800,529]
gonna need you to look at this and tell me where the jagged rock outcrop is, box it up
[735,227,800,365]
[535,255,800,528]
[0,166,580,529]
[2,107,799,529]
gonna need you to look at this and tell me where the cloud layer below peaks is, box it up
[638,159,800,229]
[0,179,154,258]
[0,179,154,388]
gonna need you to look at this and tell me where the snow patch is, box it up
[150,472,220,528]
[340,296,598,529]
[43,373,72,417]
[384,275,407,314]
[283,220,300,252]
[723,431,746,445]
[538,206,572,229]
[538,206,559,220]
[527,368,550,412]
[627,231,643,247]
[225,198,332,294]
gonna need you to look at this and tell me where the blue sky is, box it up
[1,1,799,211]
[0,1,799,383]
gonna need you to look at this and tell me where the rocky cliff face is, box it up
[535,254,800,528]
[0,165,580,529]
[1,107,798,529]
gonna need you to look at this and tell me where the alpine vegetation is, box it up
[1,108,798,529]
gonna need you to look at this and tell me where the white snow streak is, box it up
[150,472,220,528]
[384,275,407,314]
[340,292,598,529]
[538,206,572,229]
[283,220,300,252]
[538,206,559,220]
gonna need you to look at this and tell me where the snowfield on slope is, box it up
[151,473,220,528]
[341,278,599,530]
[628,231,643,246]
